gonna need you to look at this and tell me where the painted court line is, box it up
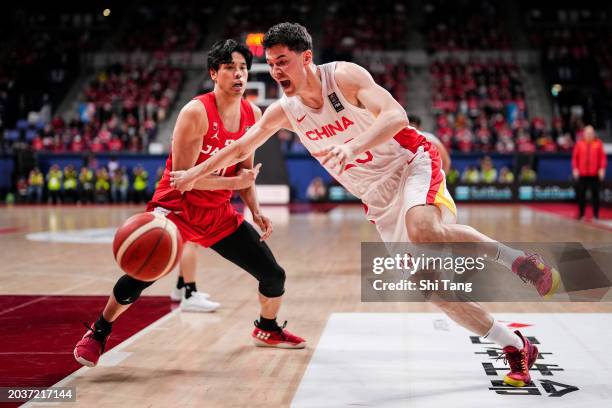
[0,352,73,355]
[0,297,48,317]
[21,308,180,408]
[292,313,612,408]
[0,279,103,317]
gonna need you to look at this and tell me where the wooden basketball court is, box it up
[1,204,611,407]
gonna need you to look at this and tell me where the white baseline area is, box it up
[292,313,612,408]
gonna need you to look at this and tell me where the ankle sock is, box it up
[184,282,197,299]
[484,320,523,349]
[258,316,280,331]
[93,315,113,340]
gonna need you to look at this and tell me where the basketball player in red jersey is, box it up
[170,24,561,388]
[73,40,306,367]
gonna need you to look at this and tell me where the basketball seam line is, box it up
[133,217,168,279]
[115,216,166,267]
[159,218,178,278]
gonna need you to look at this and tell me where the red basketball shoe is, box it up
[73,323,109,367]
[252,320,306,349]
[500,331,539,387]
[512,253,560,298]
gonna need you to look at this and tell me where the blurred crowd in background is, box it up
[1,0,610,204]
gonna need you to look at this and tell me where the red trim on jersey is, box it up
[393,126,442,204]
[393,126,429,154]
[362,203,376,224]
[360,128,430,224]
[425,146,444,205]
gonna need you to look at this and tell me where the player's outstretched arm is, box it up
[171,100,252,191]
[236,104,273,241]
[170,101,289,193]
[313,62,409,174]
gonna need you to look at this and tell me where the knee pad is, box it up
[258,264,286,298]
[113,275,154,305]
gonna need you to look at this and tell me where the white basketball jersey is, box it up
[279,62,428,205]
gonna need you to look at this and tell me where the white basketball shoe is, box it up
[180,292,220,313]
[170,287,210,302]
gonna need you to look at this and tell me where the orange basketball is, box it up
[112,212,183,281]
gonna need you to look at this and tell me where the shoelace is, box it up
[83,322,108,352]
[277,321,290,339]
[517,254,542,285]
[496,349,526,373]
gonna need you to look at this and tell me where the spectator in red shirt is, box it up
[108,136,123,151]
[52,135,65,152]
[32,135,44,151]
[537,134,557,152]
[572,125,607,219]
[455,127,474,152]
[516,131,536,153]
[90,137,104,153]
[70,135,85,153]
[557,132,574,152]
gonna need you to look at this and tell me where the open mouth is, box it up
[232,82,243,90]
[280,80,291,89]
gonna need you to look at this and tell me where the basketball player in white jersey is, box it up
[170,23,560,387]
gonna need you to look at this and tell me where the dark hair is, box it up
[207,39,253,72]
[407,114,422,127]
[263,22,312,52]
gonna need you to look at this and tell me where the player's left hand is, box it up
[252,212,273,241]
[236,163,262,189]
[312,144,355,175]
[169,169,196,193]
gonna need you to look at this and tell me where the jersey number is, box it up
[208,140,235,177]
[212,167,228,177]
[343,138,373,171]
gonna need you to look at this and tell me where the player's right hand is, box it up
[170,169,196,193]
[236,163,262,189]
[312,144,355,176]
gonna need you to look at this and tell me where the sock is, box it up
[258,316,280,331]
[184,282,197,299]
[484,320,523,349]
[93,315,113,340]
[176,276,185,289]
[494,244,525,270]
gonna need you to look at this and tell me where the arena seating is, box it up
[2,1,611,204]
[322,0,411,60]
[422,0,511,52]
[522,1,611,136]
[110,3,214,52]
[0,7,112,135]
[224,0,313,41]
[8,63,183,154]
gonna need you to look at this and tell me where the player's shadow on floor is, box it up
[85,367,212,384]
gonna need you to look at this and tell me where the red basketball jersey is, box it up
[150,92,256,210]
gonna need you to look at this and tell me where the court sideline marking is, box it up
[21,307,180,407]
